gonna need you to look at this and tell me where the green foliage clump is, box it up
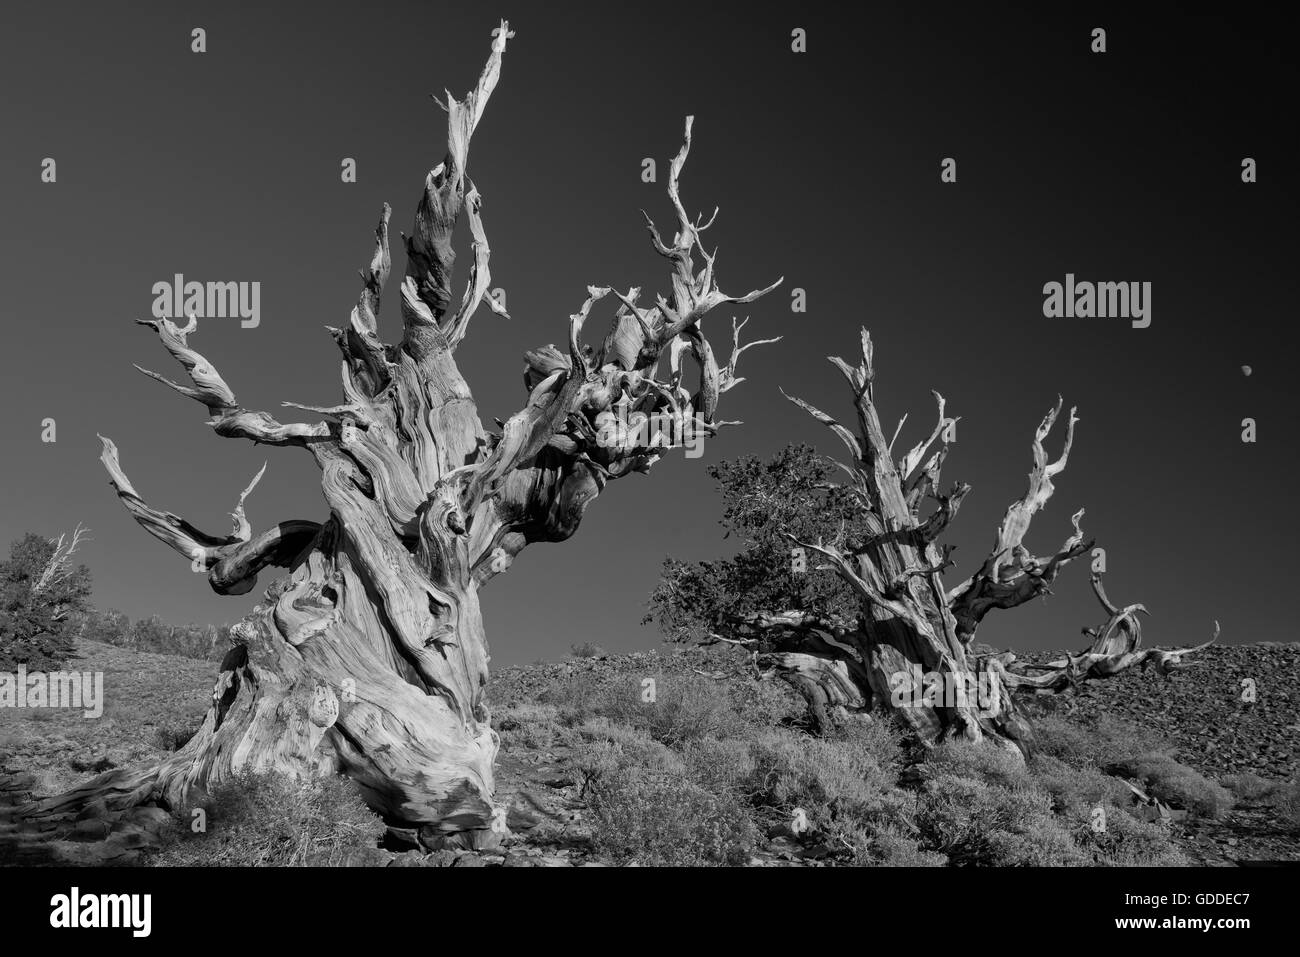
[0,531,92,671]
[645,444,869,646]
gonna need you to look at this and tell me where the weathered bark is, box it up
[710,331,1213,753]
[994,574,1218,693]
[30,22,779,842]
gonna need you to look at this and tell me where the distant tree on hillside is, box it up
[0,527,92,671]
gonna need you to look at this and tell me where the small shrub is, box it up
[569,642,605,659]
[925,740,1033,791]
[594,674,743,747]
[536,673,605,724]
[915,773,1088,866]
[1269,782,1300,831]
[1223,771,1282,804]
[584,756,756,866]
[745,727,904,833]
[847,822,947,867]
[725,677,803,729]
[683,735,756,795]
[1069,803,1189,866]
[986,820,1088,866]
[1032,754,1133,813]
[495,703,570,751]
[149,770,386,866]
[1034,714,1169,769]
[574,721,685,778]
[826,714,904,776]
[1111,752,1233,820]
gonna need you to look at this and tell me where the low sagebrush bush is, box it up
[495,703,571,751]
[682,735,756,796]
[915,773,1088,866]
[1110,752,1233,820]
[1065,800,1189,866]
[825,714,904,776]
[583,753,756,866]
[925,740,1033,791]
[535,674,605,725]
[1033,714,1169,769]
[574,721,685,779]
[724,677,803,729]
[1222,771,1283,804]
[744,726,906,843]
[1269,782,1300,831]
[149,770,386,867]
[1031,754,1134,813]
[593,674,743,748]
[846,822,947,867]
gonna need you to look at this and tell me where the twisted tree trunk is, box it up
[715,332,1214,754]
[25,22,780,844]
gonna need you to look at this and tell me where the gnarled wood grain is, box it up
[719,331,1213,754]
[38,21,779,841]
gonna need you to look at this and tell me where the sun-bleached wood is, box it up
[711,331,1213,753]
[31,22,779,842]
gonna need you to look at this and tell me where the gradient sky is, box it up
[1,3,1295,667]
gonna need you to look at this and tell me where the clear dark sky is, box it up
[1,3,1295,666]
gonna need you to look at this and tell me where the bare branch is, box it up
[1005,583,1219,691]
[914,481,972,543]
[32,525,91,596]
[640,117,782,346]
[781,388,864,463]
[899,391,954,479]
[1090,571,1121,615]
[467,115,779,570]
[402,21,510,354]
[718,316,781,393]
[948,507,1092,642]
[357,202,391,333]
[229,462,267,541]
[443,183,508,349]
[97,435,318,595]
[334,204,396,396]
[566,285,612,377]
[956,398,1082,600]
[134,316,330,446]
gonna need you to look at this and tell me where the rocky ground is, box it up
[1018,643,1300,783]
[1019,641,1300,865]
[0,641,214,865]
[1,639,1296,867]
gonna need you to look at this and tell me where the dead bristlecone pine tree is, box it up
[25,22,780,847]
[717,330,1216,754]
